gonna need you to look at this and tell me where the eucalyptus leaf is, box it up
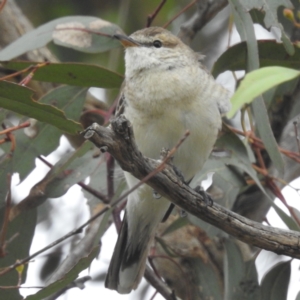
[0,209,37,299]
[260,260,291,300]
[224,239,260,300]
[193,257,223,300]
[24,247,99,300]
[228,66,300,118]
[212,40,300,77]
[238,0,294,54]
[161,216,190,236]
[229,0,285,176]
[0,81,84,134]
[0,86,87,181]
[0,16,124,60]
[1,61,123,89]
[9,141,96,219]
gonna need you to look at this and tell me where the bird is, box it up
[105,26,231,294]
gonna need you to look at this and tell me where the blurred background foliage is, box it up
[2,0,300,299]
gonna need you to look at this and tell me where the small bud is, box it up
[295,41,300,48]
[283,8,295,22]
[16,263,24,275]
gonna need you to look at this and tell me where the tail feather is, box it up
[105,213,129,292]
[105,212,151,294]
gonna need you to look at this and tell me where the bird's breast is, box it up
[124,99,220,180]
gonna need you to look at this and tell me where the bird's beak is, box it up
[114,34,141,48]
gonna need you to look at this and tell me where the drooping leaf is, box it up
[0,209,37,299]
[0,108,7,123]
[212,40,300,77]
[224,239,260,300]
[229,0,285,175]
[0,157,13,206]
[193,257,223,300]
[0,86,87,181]
[24,247,99,300]
[190,131,299,231]
[9,141,97,220]
[238,0,294,55]
[0,16,124,60]
[1,61,123,89]
[161,216,190,236]
[0,81,84,134]
[260,260,291,300]
[227,66,300,118]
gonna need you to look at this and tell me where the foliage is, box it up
[0,0,300,299]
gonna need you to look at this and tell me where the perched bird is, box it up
[105,27,231,294]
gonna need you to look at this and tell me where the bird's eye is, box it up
[153,40,162,48]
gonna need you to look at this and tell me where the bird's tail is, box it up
[105,212,152,294]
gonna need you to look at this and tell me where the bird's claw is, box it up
[194,185,213,207]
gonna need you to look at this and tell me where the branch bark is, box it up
[82,116,300,259]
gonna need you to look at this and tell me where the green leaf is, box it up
[0,16,124,60]
[0,157,13,206]
[224,239,260,300]
[10,141,97,218]
[0,209,37,299]
[213,132,264,193]
[238,0,294,55]
[161,216,190,236]
[260,260,291,300]
[0,81,84,134]
[190,131,299,231]
[253,96,285,174]
[24,247,99,300]
[0,108,7,123]
[227,66,300,118]
[1,61,123,89]
[192,257,223,300]
[189,132,253,237]
[212,40,300,77]
[229,0,285,174]
[0,86,87,181]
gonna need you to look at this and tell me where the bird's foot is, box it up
[180,210,187,217]
[172,165,186,183]
[153,190,162,199]
[194,185,213,207]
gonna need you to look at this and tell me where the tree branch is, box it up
[177,0,228,45]
[82,116,300,259]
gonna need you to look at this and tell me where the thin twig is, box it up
[150,254,192,300]
[145,266,178,300]
[83,118,300,259]
[227,125,300,163]
[0,0,7,13]
[163,0,196,28]
[267,178,300,227]
[293,121,300,154]
[106,153,115,200]
[0,62,49,83]
[0,131,190,278]
[37,155,109,203]
[147,0,167,27]
[19,62,49,86]
[0,122,30,135]
[1,123,15,156]
[0,174,12,257]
